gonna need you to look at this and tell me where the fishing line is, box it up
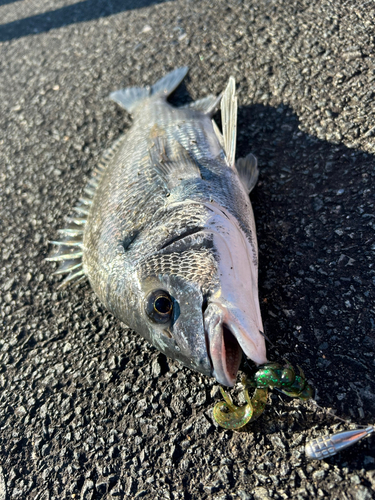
[258,329,276,349]
[309,399,351,425]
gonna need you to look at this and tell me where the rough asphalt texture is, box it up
[1,0,375,498]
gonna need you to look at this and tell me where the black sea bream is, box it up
[48,68,267,387]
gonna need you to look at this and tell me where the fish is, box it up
[47,67,267,387]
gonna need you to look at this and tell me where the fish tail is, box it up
[109,67,189,113]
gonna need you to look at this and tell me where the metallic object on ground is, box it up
[305,426,374,460]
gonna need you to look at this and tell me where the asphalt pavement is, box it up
[0,0,374,498]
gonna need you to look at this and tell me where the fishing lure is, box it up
[305,426,374,460]
[214,363,374,461]
[213,362,314,429]
[213,384,268,430]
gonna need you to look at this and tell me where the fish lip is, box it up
[204,302,267,387]
[204,305,243,387]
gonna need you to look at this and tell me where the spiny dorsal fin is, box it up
[236,153,259,193]
[149,135,201,190]
[47,134,126,288]
[221,76,237,168]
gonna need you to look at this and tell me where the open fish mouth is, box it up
[219,323,243,385]
[205,320,243,387]
[204,302,267,387]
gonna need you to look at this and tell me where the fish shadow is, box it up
[234,103,375,419]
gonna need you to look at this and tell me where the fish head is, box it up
[135,262,213,377]
[134,213,267,386]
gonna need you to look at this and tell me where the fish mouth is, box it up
[205,320,243,387]
[220,323,243,385]
[204,302,267,387]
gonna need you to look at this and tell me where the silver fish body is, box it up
[48,68,267,386]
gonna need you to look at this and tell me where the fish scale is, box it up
[48,68,267,387]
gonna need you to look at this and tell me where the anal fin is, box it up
[221,76,237,168]
[212,119,224,149]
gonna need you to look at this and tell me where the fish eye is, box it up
[146,290,173,324]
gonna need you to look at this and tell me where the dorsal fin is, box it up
[47,134,126,288]
[221,76,237,167]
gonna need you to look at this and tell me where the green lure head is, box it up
[213,361,314,430]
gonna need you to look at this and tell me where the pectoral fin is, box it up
[149,134,202,190]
